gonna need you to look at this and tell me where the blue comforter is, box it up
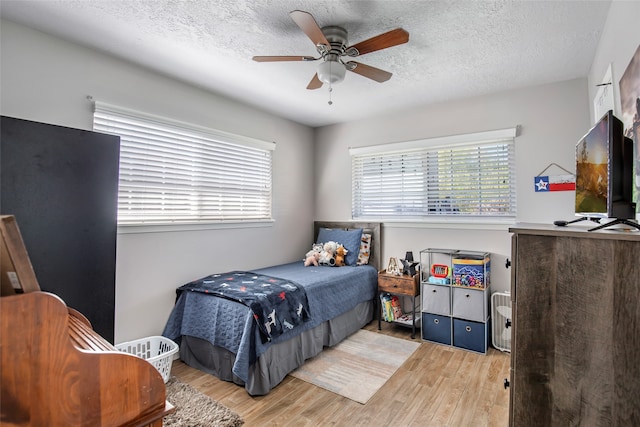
[162,262,378,383]
[176,271,310,342]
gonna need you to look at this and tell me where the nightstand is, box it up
[377,270,420,338]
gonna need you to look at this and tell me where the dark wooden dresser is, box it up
[508,223,640,426]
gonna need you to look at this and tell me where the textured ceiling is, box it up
[1,0,611,127]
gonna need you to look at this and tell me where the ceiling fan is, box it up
[253,10,409,90]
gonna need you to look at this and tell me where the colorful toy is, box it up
[428,276,450,285]
[431,264,449,278]
[452,257,490,288]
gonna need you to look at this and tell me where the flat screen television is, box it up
[574,110,637,231]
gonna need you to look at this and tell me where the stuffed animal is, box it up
[304,252,320,267]
[334,244,348,267]
[303,243,323,267]
[318,241,337,266]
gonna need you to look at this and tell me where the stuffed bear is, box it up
[318,241,337,266]
[334,244,348,267]
[303,243,323,267]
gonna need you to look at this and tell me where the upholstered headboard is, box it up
[313,221,382,272]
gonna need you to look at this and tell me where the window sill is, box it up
[369,218,516,231]
[117,219,274,234]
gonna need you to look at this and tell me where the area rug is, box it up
[289,329,421,404]
[164,377,244,426]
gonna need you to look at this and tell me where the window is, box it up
[351,128,516,219]
[93,102,274,225]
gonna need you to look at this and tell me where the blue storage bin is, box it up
[421,312,451,345]
[453,318,489,353]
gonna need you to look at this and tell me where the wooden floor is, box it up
[171,320,511,426]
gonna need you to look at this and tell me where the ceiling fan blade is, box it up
[348,28,409,56]
[253,55,316,62]
[306,73,323,90]
[347,61,392,83]
[290,10,330,49]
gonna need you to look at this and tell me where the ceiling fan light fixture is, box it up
[255,11,409,90]
[317,60,346,84]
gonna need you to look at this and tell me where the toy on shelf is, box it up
[401,251,419,276]
[452,256,490,288]
[429,263,451,284]
[386,257,401,275]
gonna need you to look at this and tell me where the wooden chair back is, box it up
[0,215,41,295]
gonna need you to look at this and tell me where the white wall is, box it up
[314,78,591,295]
[588,0,640,122]
[0,19,316,343]
[588,0,640,222]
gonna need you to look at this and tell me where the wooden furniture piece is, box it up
[509,223,640,426]
[1,215,174,426]
[378,271,420,338]
[419,248,491,354]
[0,215,40,296]
[1,292,174,426]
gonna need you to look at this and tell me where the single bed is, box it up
[162,221,381,395]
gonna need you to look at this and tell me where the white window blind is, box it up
[351,129,516,219]
[93,102,274,225]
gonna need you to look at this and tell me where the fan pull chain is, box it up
[328,86,333,105]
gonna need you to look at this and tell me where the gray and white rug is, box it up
[164,377,244,427]
[289,329,421,404]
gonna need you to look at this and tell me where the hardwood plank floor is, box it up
[170,320,510,426]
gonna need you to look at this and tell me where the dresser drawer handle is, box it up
[465,294,470,298]
[432,289,437,293]
[433,319,439,325]
[465,325,472,332]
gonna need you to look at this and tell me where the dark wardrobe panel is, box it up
[1,116,120,342]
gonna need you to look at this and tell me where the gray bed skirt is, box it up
[179,299,374,395]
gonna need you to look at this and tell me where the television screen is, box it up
[575,110,635,221]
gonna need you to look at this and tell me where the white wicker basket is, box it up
[115,336,179,383]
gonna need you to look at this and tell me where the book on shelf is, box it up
[394,312,420,325]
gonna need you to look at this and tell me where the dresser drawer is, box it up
[452,287,488,322]
[422,284,450,315]
[378,273,419,295]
